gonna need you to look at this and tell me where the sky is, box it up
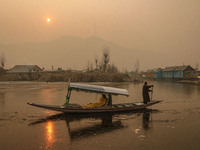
[0,0,200,70]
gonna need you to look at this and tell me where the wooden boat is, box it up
[27,83,162,114]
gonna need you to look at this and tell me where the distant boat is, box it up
[197,76,200,86]
[27,83,162,114]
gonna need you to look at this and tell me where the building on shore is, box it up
[7,65,42,73]
[141,68,161,79]
[153,68,163,79]
[153,65,196,80]
[0,67,5,73]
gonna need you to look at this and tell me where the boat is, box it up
[27,83,162,114]
[197,76,200,86]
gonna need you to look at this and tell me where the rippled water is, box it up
[0,81,200,150]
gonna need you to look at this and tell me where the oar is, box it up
[151,86,153,101]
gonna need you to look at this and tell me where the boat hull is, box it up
[27,100,162,114]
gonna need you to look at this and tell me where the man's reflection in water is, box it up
[142,111,150,130]
[0,92,5,105]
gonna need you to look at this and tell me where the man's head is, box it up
[145,82,147,85]
[102,94,106,98]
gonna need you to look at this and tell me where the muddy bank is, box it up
[151,78,199,85]
[0,71,140,82]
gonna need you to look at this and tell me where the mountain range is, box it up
[0,36,172,71]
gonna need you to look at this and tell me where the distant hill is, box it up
[0,36,165,71]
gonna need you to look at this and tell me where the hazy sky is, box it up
[0,0,200,70]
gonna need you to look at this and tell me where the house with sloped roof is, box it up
[162,66,177,78]
[173,65,196,79]
[153,68,163,79]
[158,65,195,79]
[142,68,161,79]
[7,65,42,73]
[0,67,5,73]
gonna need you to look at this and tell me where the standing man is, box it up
[142,82,153,104]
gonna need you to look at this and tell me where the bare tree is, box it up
[101,46,110,72]
[195,63,199,71]
[134,59,140,74]
[94,55,99,70]
[0,53,5,68]
[107,63,119,73]
[86,60,90,70]
[86,60,93,71]
[122,68,128,74]
[90,62,93,70]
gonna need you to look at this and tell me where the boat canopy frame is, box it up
[65,83,129,105]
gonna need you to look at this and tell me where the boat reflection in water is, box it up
[30,113,124,141]
[67,114,124,140]
[29,109,157,142]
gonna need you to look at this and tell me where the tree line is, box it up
[86,46,119,73]
[0,53,5,68]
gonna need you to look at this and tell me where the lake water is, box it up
[0,81,200,150]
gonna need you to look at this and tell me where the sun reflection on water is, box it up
[46,121,54,148]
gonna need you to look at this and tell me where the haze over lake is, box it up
[1,1,200,150]
[0,0,200,71]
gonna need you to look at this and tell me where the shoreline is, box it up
[0,71,198,85]
[0,70,141,83]
[147,78,199,85]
